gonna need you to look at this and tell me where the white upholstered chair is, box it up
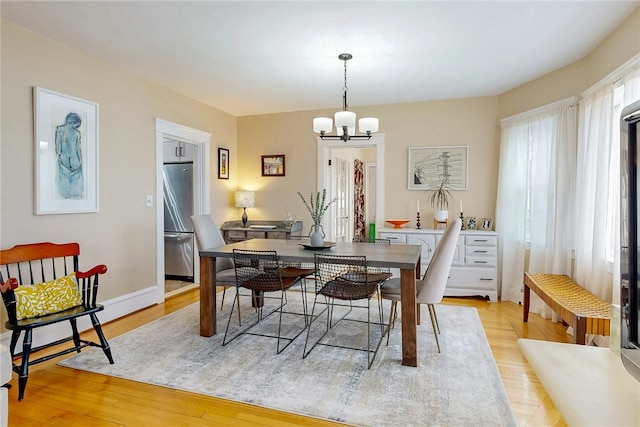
[380,217,462,352]
[191,215,239,317]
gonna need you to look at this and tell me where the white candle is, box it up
[460,201,463,212]
[417,201,420,212]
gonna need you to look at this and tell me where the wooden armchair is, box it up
[0,242,114,400]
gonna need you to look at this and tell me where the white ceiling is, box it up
[2,1,638,117]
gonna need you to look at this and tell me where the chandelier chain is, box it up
[343,57,349,111]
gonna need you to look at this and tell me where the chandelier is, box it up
[313,53,379,142]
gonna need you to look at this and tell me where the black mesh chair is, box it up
[223,249,308,354]
[303,254,386,368]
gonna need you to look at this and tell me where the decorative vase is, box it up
[309,224,325,247]
[434,210,449,222]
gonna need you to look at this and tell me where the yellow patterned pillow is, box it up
[14,273,83,320]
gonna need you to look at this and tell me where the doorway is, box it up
[317,134,386,242]
[155,119,211,303]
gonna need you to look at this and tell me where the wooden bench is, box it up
[523,273,610,345]
[0,242,114,400]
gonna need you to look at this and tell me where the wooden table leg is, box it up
[199,255,217,337]
[400,265,418,367]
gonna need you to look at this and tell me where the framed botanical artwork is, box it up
[465,216,477,230]
[218,147,229,179]
[34,87,99,215]
[481,218,494,231]
[408,146,468,190]
[262,154,285,177]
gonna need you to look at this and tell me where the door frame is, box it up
[316,134,385,241]
[155,119,210,303]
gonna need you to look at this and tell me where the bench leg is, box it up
[574,316,587,345]
[90,313,114,364]
[523,284,531,322]
[17,329,32,401]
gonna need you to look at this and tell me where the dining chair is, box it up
[191,215,240,322]
[303,254,387,368]
[380,218,462,352]
[223,249,308,354]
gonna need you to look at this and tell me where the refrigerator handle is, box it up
[165,233,190,241]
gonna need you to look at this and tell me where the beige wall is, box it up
[498,6,640,119]
[1,21,237,328]
[238,92,501,226]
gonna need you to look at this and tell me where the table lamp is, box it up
[235,191,255,227]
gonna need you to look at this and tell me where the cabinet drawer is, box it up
[465,246,497,257]
[267,231,286,239]
[465,256,497,268]
[447,267,497,289]
[227,230,246,240]
[465,235,497,247]
[246,231,266,239]
[378,232,407,243]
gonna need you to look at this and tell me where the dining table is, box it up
[198,238,422,366]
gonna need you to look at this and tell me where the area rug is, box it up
[60,294,517,426]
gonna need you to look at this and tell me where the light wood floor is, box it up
[5,289,571,426]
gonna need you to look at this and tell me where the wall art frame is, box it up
[218,147,229,179]
[408,145,468,190]
[34,87,99,215]
[261,154,285,177]
[481,218,494,231]
[465,216,477,230]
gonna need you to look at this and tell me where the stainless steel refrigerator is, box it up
[163,162,194,281]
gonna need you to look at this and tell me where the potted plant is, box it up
[427,179,453,222]
[297,189,337,246]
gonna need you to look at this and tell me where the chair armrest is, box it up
[0,277,18,293]
[76,264,108,279]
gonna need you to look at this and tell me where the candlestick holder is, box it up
[460,212,465,229]
[416,212,421,229]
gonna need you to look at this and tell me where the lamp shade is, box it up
[335,111,356,129]
[235,191,255,208]
[359,117,379,133]
[313,117,333,133]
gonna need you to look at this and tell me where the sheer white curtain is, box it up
[496,98,577,315]
[574,59,640,302]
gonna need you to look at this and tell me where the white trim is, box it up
[316,134,385,240]
[155,119,210,303]
[500,96,578,126]
[582,53,640,98]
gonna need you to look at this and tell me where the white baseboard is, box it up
[0,285,161,352]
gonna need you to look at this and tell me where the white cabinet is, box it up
[163,140,195,163]
[406,233,436,274]
[379,228,500,302]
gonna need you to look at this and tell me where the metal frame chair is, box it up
[223,249,308,354]
[303,254,386,368]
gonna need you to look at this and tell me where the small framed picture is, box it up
[481,218,494,231]
[218,148,229,179]
[465,216,477,230]
[262,154,285,177]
